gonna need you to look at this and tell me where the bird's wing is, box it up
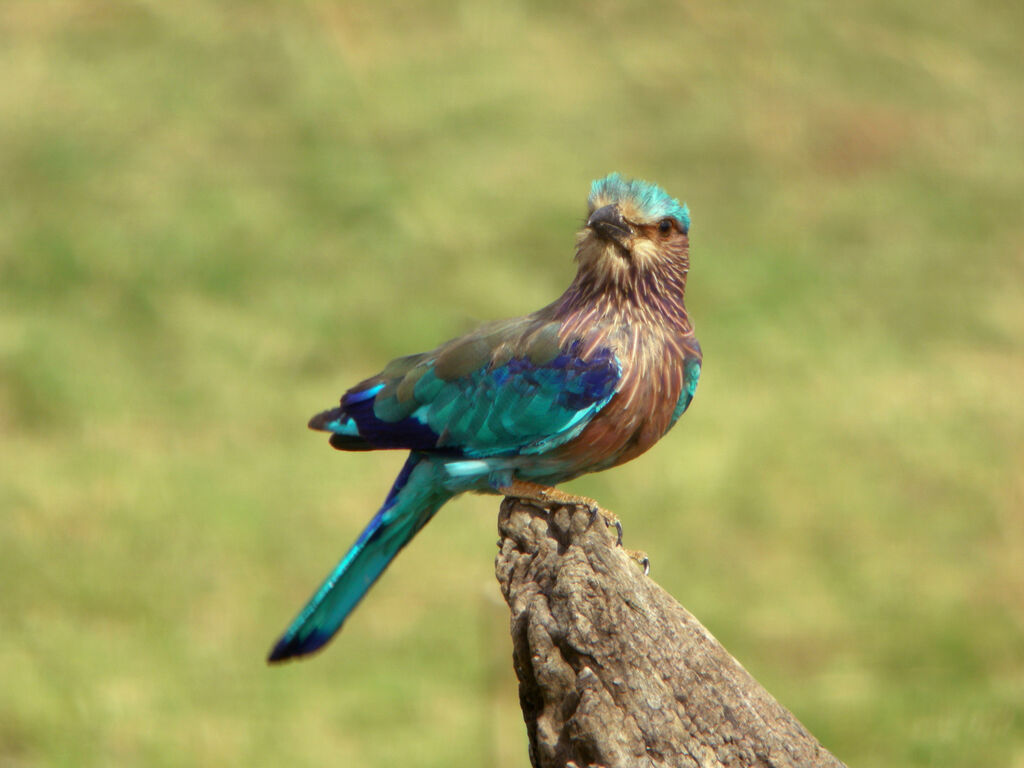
[667,348,702,430]
[310,322,622,458]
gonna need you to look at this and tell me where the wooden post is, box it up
[495,497,846,768]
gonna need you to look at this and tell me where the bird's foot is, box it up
[499,480,632,546]
[589,507,623,547]
[626,549,651,576]
[498,480,601,516]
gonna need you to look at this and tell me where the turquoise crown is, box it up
[589,173,690,232]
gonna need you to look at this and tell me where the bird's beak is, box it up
[587,204,632,251]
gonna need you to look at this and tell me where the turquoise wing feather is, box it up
[310,327,622,459]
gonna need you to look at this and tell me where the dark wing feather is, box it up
[310,333,621,458]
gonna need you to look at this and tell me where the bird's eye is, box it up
[658,219,673,236]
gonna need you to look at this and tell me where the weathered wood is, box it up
[495,497,846,768]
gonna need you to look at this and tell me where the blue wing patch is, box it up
[311,341,621,458]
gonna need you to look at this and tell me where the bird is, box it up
[268,173,702,663]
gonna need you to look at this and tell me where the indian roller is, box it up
[268,173,702,663]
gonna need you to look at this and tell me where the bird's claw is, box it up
[625,549,651,575]
[585,506,623,547]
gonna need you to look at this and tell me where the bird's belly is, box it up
[541,372,679,479]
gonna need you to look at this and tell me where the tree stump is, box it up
[495,497,846,768]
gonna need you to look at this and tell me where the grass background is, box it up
[1,1,1022,766]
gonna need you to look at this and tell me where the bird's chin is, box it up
[575,234,633,278]
[591,236,631,262]
[609,240,631,260]
[589,226,632,258]
[590,233,631,259]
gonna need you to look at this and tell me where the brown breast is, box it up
[553,323,691,473]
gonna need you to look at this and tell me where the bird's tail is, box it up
[267,453,451,663]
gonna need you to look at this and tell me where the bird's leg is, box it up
[497,480,647,573]
[497,479,628,543]
[497,479,600,514]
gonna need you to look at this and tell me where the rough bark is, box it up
[495,497,846,768]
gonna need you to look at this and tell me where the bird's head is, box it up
[574,173,691,293]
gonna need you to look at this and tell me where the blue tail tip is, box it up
[267,629,332,664]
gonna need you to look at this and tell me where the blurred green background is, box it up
[2,1,1022,766]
